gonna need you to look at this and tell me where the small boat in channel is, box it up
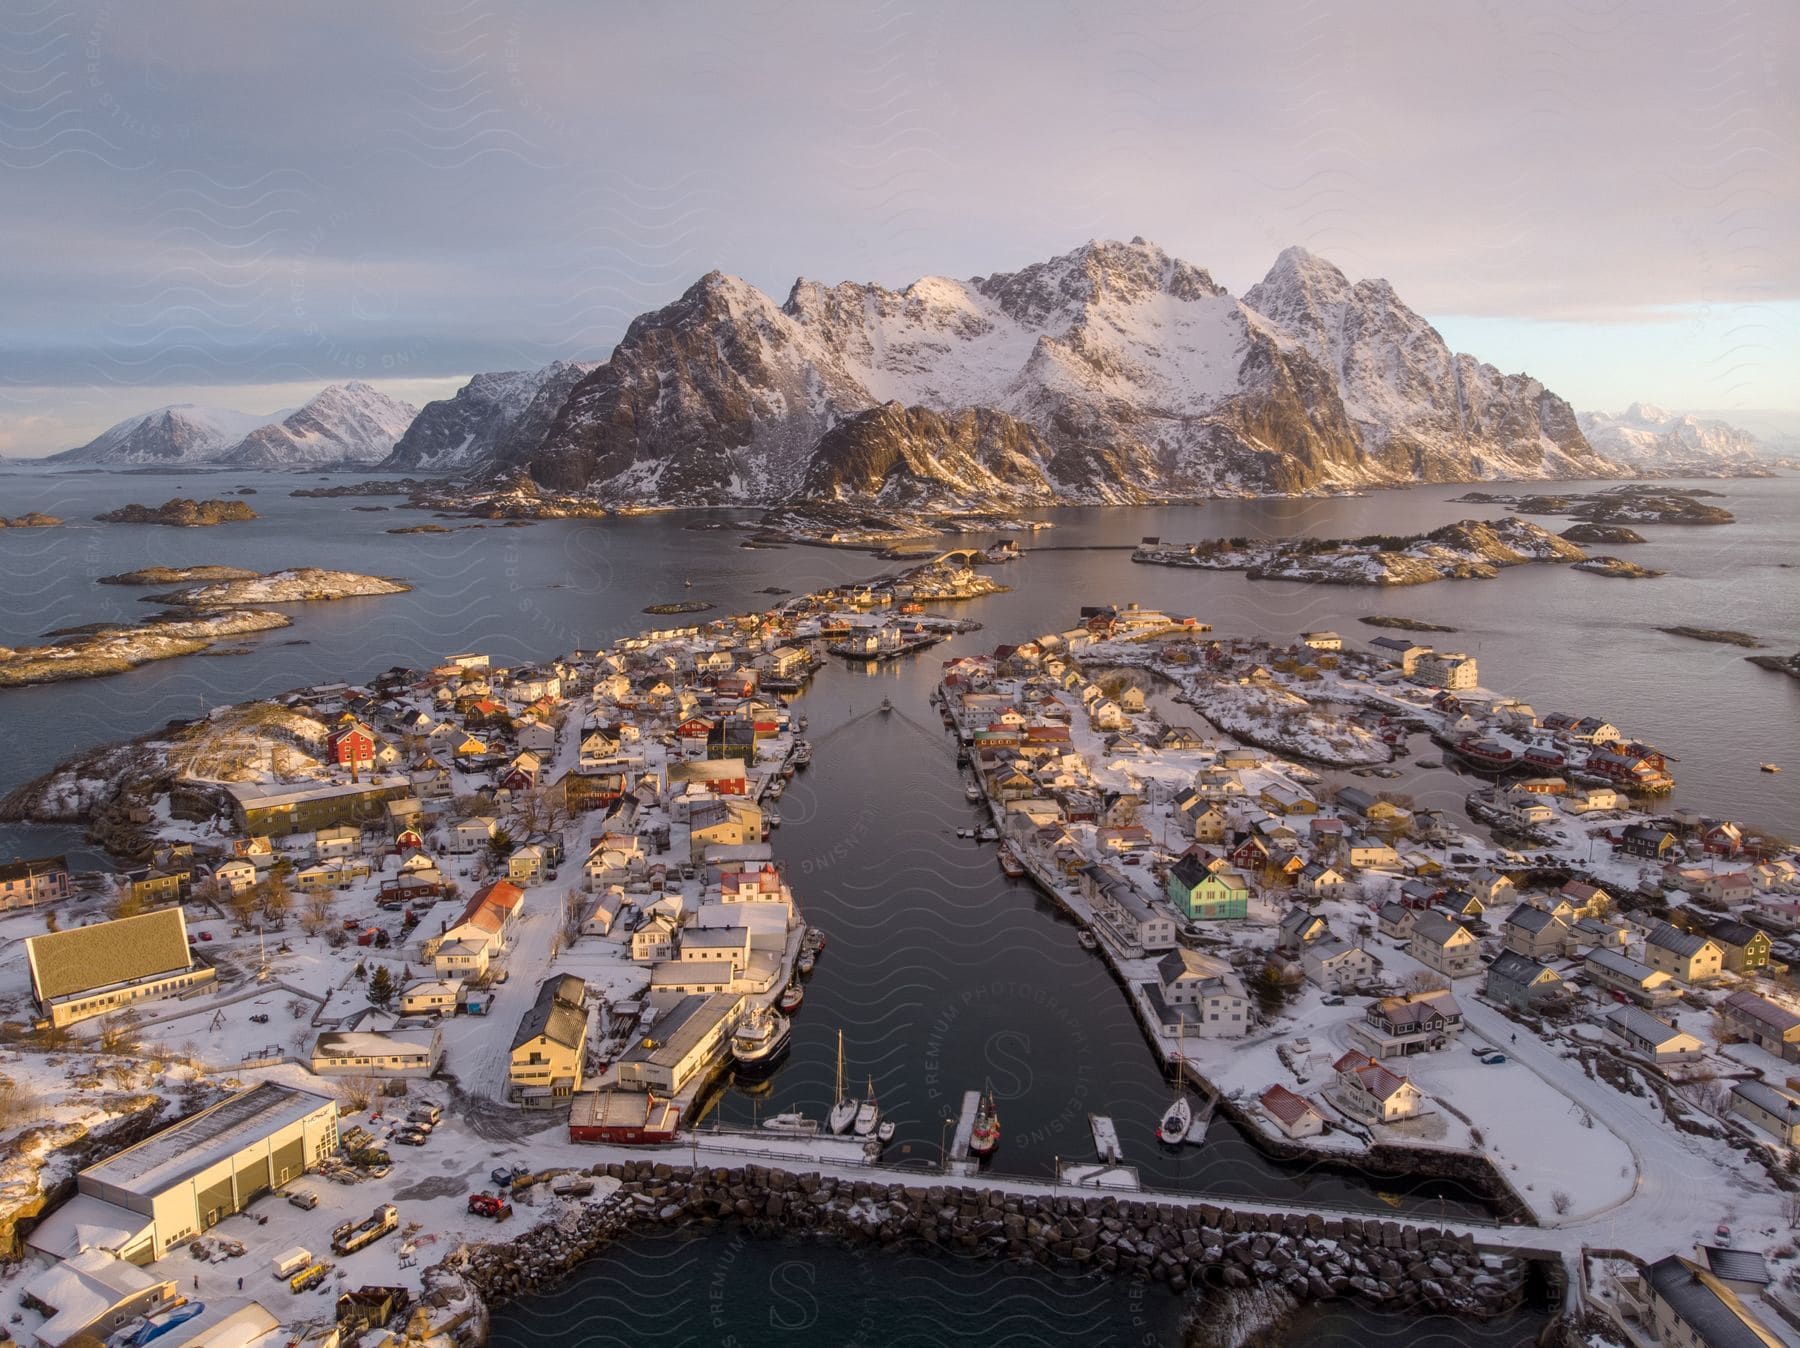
[853,1077,881,1137]
[969,1087,1000,1157]
[776,981,804,1013]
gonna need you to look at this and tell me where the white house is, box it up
[1155,949,1250,1038]
[1302,938,1377,992]
[1332,1052,1426,1122]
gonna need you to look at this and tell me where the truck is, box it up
[330,1203,398,1256]
[272,1247,314,1279]
[467,1192,513,1220]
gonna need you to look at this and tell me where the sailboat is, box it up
[828,1031,858,1134]
[1158,1019,1194,1146]
[969,1085,1000,1157]
[853,1076,881,1137]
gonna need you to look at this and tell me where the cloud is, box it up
[2,0,1795,453]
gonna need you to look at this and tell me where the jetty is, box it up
[1088,1113,1123,1163]
[944,1089,982,1176]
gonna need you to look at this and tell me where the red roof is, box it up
[456,879,524,933]
[1259,1084,1319,1127]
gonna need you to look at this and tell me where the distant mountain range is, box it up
[1577,403,1768,472]
[50,382,416,468]
[43,240,1782,502]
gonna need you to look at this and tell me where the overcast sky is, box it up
[3,0,1795,455]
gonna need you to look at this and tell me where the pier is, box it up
[944,1089,982,1177]
[1088,1113,1123,1162]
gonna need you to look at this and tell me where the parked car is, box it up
[407,1104,443,1126]
[393,1131,427,1147]
[1479,1052,1507,1065]
[1320,995,1346,1007]
[286,1190,319,1210]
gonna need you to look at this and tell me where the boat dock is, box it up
[1088,1114,1123,1163]
[1057,1162,1140,1191]
[944,1089,982,1177]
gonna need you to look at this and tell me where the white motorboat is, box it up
[879,697,893,714]
[761,1111,810,1135]
[876,1121,896,1144]
[964,781,982,802]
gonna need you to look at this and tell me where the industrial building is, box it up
[28,1083,338,1264]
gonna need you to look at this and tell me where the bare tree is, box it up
[1783,1191,1800,1229]
[301,888,335,937]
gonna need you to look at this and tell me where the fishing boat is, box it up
[1158,1021,1193,1145]
[796,714,808,730]
[969,1086,1000,1156]
[760,1111,810,1135]
[964,780,982,803]
[794,741,813,766]
[853,1077,881,1137]
[879,696,894,715]
[730,1005,792,1072]
[1077,929,1098,951]
[766,809,782,827]
[797,951,816,975]
[776,981,804,1013]
[998,846,1025,878]
[976,825,999,842]
[829,1031,858,1134]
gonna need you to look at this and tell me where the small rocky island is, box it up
[1455,484,1734,526]
[0,610,290,688]
[93,497,259,527]
[1659,626,1763,648]
[1133,516,1590,587]
[0,512,61,528]
[1358,615,1458,633]
[98,565,259,586]
[1572,556,1664,579]
[1747,651,1800,682]
[140,568,412,607]
[1559,523,1647,546]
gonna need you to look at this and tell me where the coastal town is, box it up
[0,562,1798,1348]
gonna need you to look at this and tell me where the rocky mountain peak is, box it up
[975,237,1224,327]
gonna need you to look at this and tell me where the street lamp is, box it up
[940,1113,953,1173]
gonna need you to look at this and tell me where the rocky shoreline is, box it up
[439,1161,1533,1345]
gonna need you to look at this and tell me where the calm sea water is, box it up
[4,464,1792,1344]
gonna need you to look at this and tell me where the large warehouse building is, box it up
[29,1083,338,1265]
[24,908,215,1028]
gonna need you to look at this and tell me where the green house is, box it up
[1165,854,1249,922]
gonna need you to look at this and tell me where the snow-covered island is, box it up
[141,568,413,607]
[1453,484,1736,526]
[0,609,291,687]
[1132,515,1592,586]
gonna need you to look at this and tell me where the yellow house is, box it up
[509,974,588,1106]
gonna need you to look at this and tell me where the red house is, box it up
[328,720,377,766]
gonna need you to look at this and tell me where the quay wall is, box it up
[439,1160,1536,1340]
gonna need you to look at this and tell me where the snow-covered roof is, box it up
[82,1082,334,1198]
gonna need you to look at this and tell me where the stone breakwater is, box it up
[442,1161,1529,1337]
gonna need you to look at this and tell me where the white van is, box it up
[272,1247,313,1279]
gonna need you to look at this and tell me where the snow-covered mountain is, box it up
[49,404,283,465]
[382,361,597,471]
[221,382,419,467]
[1577,403,1766,470]
[498,238,1615,507]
